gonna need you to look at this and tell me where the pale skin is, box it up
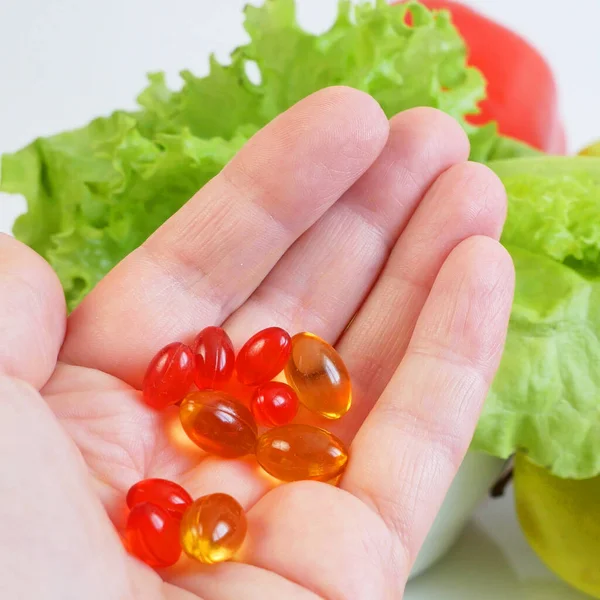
[0,87,514,600]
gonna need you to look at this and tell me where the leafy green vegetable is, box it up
[1,0,535,309]
[2,114,245,308]
[473,157,600,478]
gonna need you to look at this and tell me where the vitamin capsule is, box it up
[125,502,181,568]
[236,327,292,386]
[193,326,235,390]
[126,479,192,520]
[256,424,349,482]
[180,493,247,564]
[143,342,195,410]
[251,381,299,427]
[284,332,351,419]
[179,391,258,458]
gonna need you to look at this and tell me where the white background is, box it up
[0,1,598,597]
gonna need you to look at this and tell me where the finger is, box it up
[62,87,389,385]
[224,108,469,346]
[0,375,131,598]
[341,236,514,563]
[237,483,401,599]
[168,562,319,600]
[330,162,507,441]
[0,234,66,389]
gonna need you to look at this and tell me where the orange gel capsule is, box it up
[143,342,195,410]
[284,332,352,419]
[179,391,258,458]
[180,493,247,564]
[256,424,349,482]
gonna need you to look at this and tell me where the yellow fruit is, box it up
[579,141,600,156]
[514,452,600,598]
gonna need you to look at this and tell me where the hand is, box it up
[0,87,513,600]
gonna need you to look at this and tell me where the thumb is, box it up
[0,234,66,388]
[0,375,132,599]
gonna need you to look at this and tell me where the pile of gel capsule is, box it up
[124,326,351,568]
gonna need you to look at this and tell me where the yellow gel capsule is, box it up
[284,332,351,419]
[180,493,247,564]
[256,424,349,482]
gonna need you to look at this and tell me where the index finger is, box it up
[61,87,389,385]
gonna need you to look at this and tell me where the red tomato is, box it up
[400,0,565,153]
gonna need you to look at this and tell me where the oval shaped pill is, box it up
[179,391,258,458]
[125,502,181,568]
[236,327,292,386]
[180,493,247,564]
[256,424,349,482]
[126,478,193,520]
[143,342,195,410]
[284,332,351,419]
[251,381,299,427]
[193,326,235,390]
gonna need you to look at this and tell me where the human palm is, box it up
[0,88,513,600]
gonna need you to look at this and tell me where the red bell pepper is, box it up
[400,0,566,154]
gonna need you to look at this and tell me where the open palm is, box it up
[0,88,513,600]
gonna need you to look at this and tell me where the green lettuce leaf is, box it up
[137,0,488,139]
[2,114,245,308]
[472,157,600,478]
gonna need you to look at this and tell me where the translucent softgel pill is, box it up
[180,493,247,564]
[236,327,292,385]
[284,332,351,419]
[179,391,258,458]
[256,424,349,482]
[125,502,181,568]
[126,479,192,520]
[143,342,195,410]
[193,326,235,390]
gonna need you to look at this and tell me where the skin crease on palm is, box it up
[0,87,514,600]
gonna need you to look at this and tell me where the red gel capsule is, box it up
[125,502,181,568]
[193,326,235,390]
[143,342,195,410]
[126,479,193,520]
[236,327,292,386]
[251,381,299,427]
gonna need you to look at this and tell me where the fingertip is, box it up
[389,107,470,168]
[456,234,515,298]
[292,86,390,161]
[0,235,66,388]
[434,161,508,240]
[321,85,390,148]
[437,234,515,369]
